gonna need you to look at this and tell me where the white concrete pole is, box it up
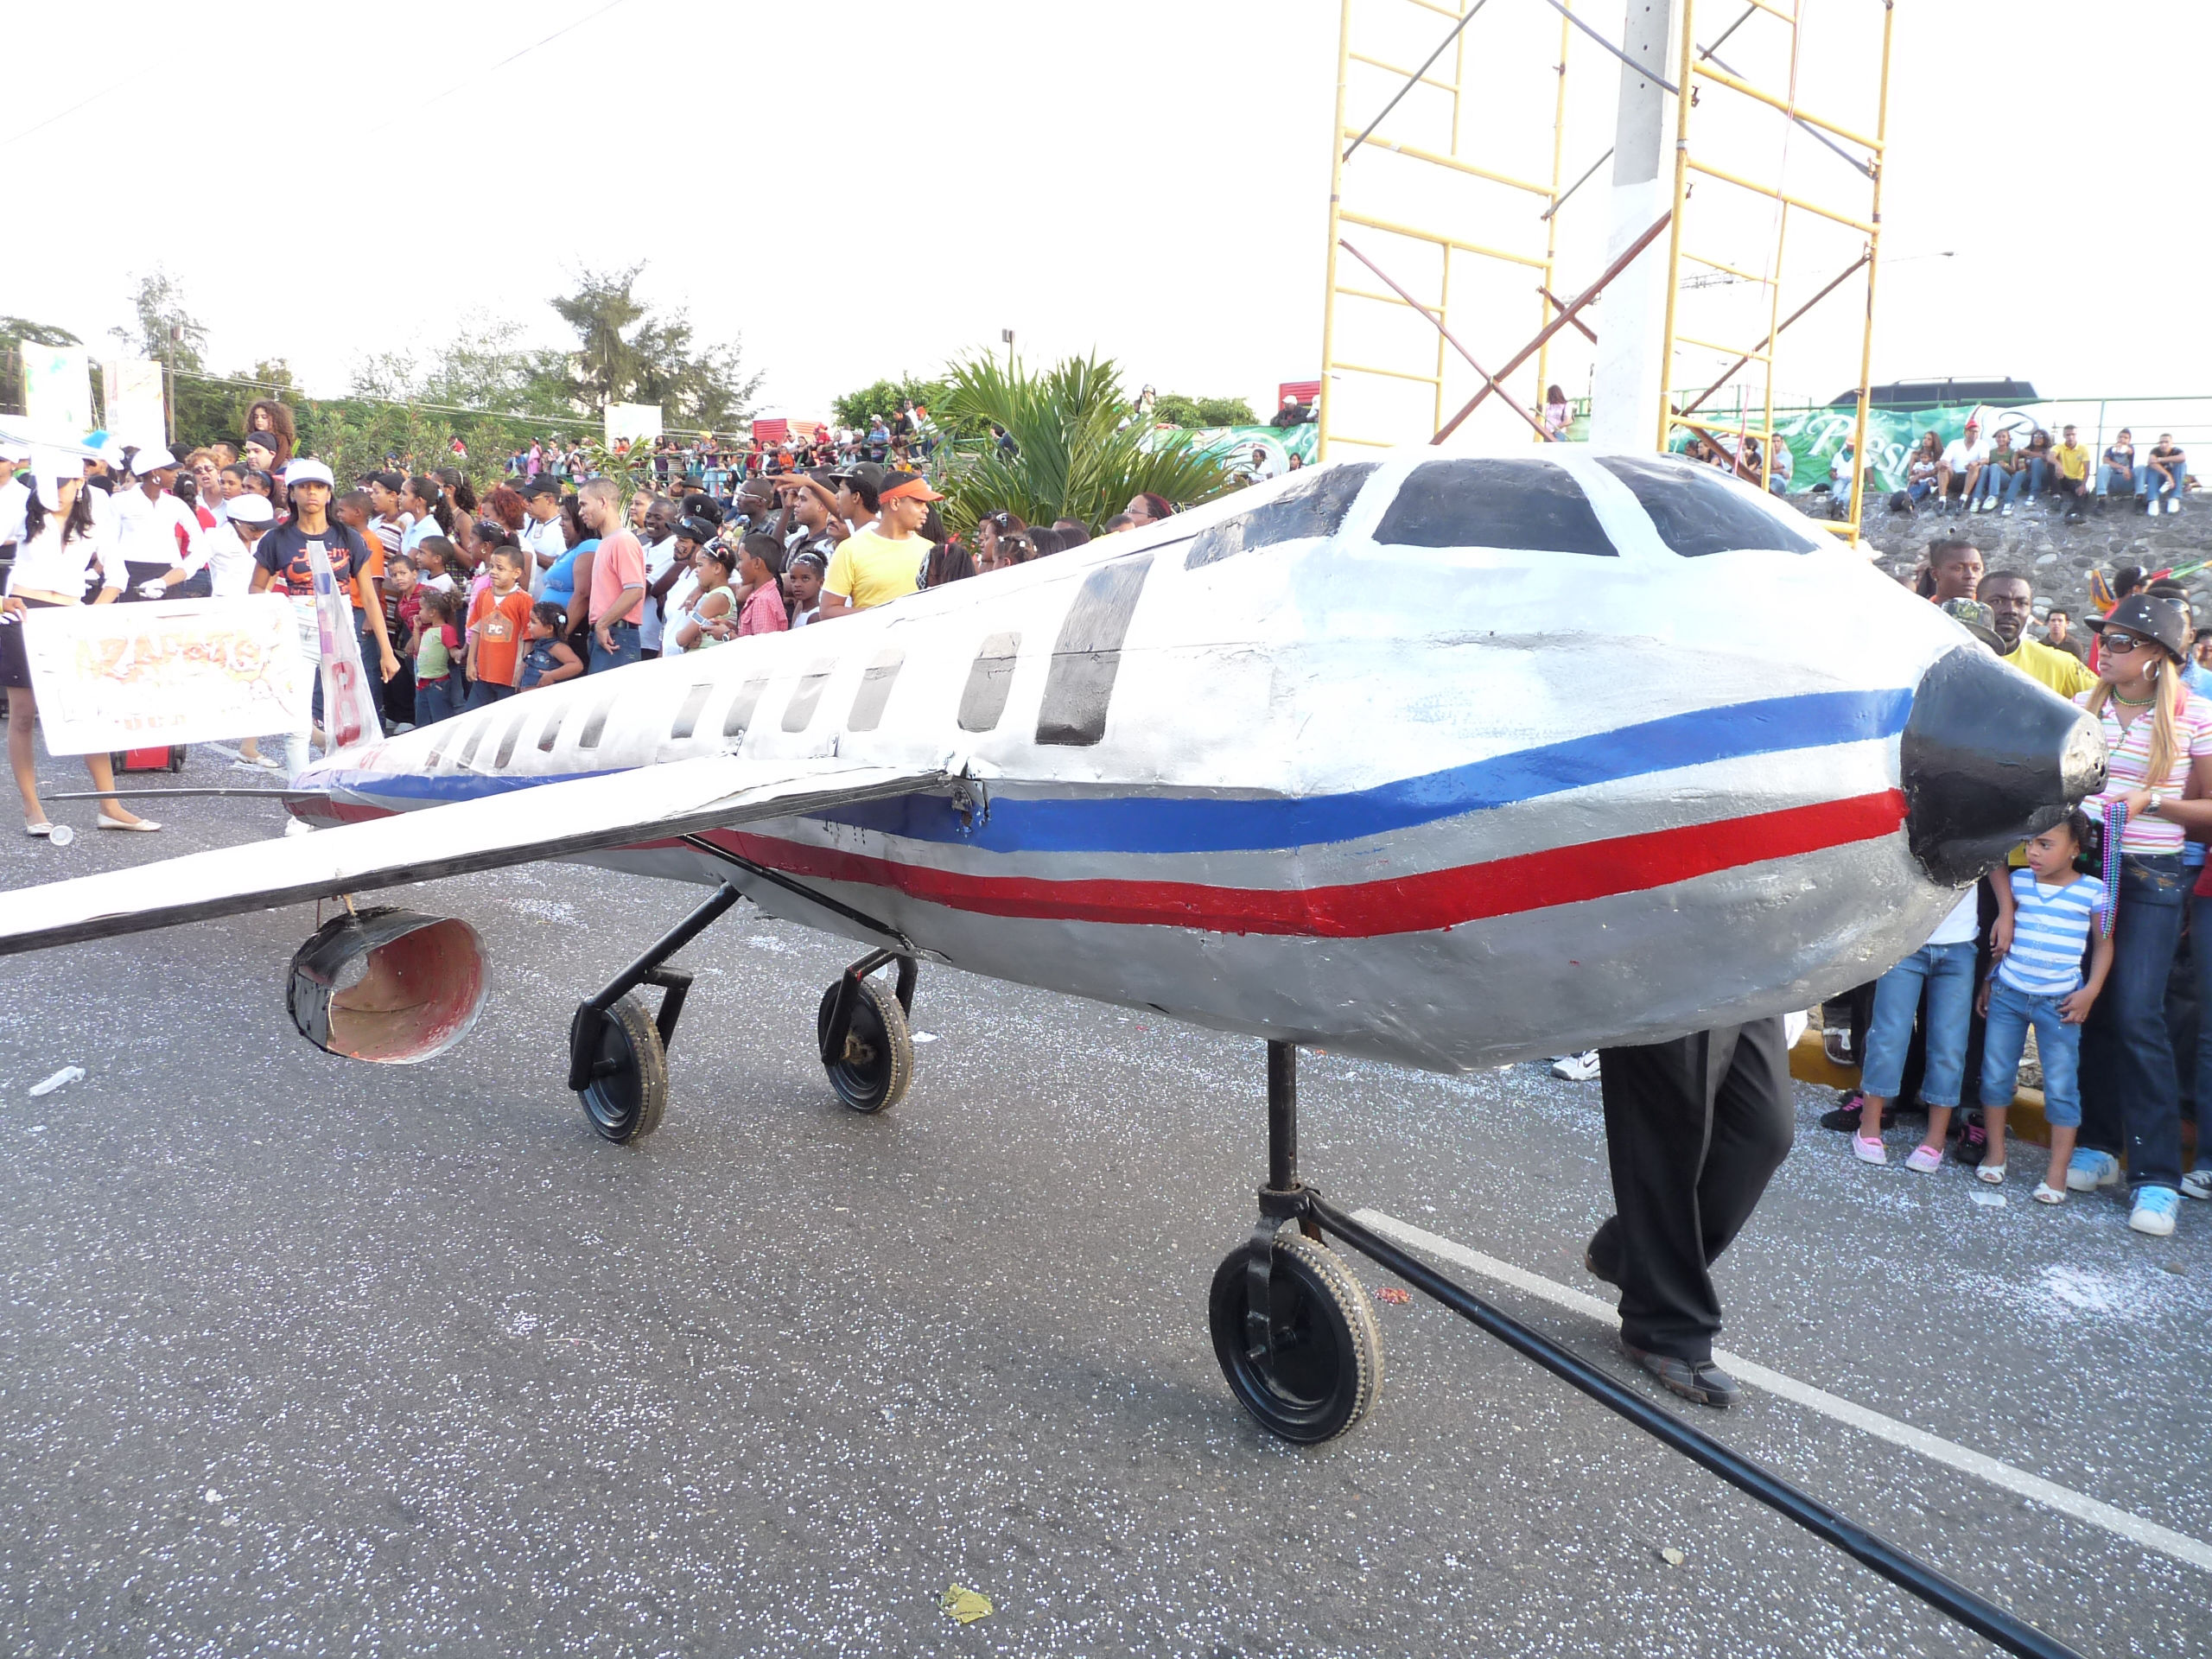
[1586,0,1680,452]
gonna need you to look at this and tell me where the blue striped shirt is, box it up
[1999,868,2105,997]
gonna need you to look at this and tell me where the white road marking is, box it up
[1352,1207,2212,1576]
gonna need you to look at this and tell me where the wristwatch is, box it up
[2151,791,2165,816]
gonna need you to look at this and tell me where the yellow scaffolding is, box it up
[1658,0,1895,543]
[1317,0,1896,547]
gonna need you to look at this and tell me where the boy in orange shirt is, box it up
[466,549,535,708]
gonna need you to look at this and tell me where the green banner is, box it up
[1681,402,2066,499]
[1179,423,1320,474]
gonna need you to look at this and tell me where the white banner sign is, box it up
[22,345,92,435]
[101,358,167,447]
[605,401,662,446]
[19,594,313,755]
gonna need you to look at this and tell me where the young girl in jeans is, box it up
[1978,812,2111,1202]
[1852,887,1980,1171]
[2069,593,2212,1237]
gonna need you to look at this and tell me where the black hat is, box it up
[519,474,560,499]
[675,516,716,546]
[2090,592,2192,661]
[682,493,725,524]
[827,459,888,490]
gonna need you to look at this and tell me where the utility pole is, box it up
[164,323,181,445]
[1586,0,1679,452]
[1001,327,1015,375]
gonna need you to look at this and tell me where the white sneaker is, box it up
[2181,1169,2212,1201]
[2170,498,2183,515]
[1550,1051,1601,1081]
[2000,504,2013,517]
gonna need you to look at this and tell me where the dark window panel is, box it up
[781,658,839,732]
[671,683,714,741]
[492,709,531,769]
[723,673,771,739]
[847,649,905,733]
[456,717,493,768]
[958,632,1022,733]
[1184,464,1377,570]
[577,694,617,749]
[536,709,564,753]
[1595,454,1824,556]
[1037,556,1154,747]
[1373,457,1617,556]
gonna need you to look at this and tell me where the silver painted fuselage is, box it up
[298,447,1980,1071]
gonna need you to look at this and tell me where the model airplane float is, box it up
[0,446,2104,1656]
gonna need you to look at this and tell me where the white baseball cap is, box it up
[284,458,334,488]
[132,444,181,474]
[226,493,275,525]
[30,447,80,512]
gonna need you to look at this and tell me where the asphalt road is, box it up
[1,747,2206,1657]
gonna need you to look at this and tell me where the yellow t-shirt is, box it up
[1999,637,2098,865]
[823,529,921,611]
[2055,442,2090,481]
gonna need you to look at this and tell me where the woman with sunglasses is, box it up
[2069,593,2212,1236]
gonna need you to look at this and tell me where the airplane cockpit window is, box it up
[1373,458,1618,556]
[1183,463,1378,570]
[959,632,1021,732]
[1595,454,1825,556]
[782,658,838,732]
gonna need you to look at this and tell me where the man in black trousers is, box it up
[1583,1017,1796,1408]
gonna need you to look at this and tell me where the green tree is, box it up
[933,353,1234,534]
[1150,392,1256,429]
[831,374,954,431]
[549,264,760,429]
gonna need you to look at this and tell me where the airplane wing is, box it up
[0,753,948,957]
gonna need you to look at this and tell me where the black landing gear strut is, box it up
[1208,1042,2084,1659]
[567,882,743,1143]
[816,949,918,1114]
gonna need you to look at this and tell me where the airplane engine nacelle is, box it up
[286,907,490,1065]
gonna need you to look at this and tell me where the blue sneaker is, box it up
[2066,1149,2122,1192]
[2131,1186,2181,1237]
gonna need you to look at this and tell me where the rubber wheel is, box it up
[1209,1233,1382,1444]
[575,994,668,1144]
[815,976,913,1114]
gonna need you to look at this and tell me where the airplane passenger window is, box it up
[781,658,838,732]
[670,683,714,741]
[1373,457,1618,556]
[493,708,531,769]
[1183,464,1377,570]
[537,709,564,753]
[723,672,770,739]
[1594,454,1825,556]
[456,716,493,768]
[577,692,617,749]
[958,632,1021,732]
[847,648,905,733]
[1038,556,1152,747]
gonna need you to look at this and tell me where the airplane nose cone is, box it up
[1900,646,2107,885]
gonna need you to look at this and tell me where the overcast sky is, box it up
[4,2,2200,430]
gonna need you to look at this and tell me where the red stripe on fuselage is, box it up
[696,790,1908,938]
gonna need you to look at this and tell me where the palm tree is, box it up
[933,353,1234,533]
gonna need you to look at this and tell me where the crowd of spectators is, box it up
[0,399,1184,830]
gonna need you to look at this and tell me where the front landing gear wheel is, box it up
[571,994,668,1143]
[816,976,913,1114]
[1209,1233,1382,1443]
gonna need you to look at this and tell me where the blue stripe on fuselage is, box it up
[816,687,1913,854]
[309,686,1910,855]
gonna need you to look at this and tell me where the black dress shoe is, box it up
[1620,1338,1740,1408]
[1583,1244,1618,1287]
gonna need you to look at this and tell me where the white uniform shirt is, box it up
[8,517,118,598]
[0,477,27,550]
[1940,437,1989,473]
[518,512,566,597]
[110,485,207,576]
[203,522,259,598]
[639,535,680,652]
